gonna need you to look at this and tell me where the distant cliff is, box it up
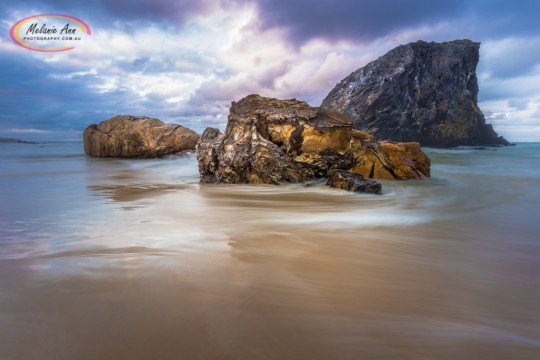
[0,137,39,144]
[321,39,508,147]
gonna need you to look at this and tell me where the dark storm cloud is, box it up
[5,0,540,43]
[7,0,540,45]
[255,0,540,45]
[2,0,219,27]
[255,0,459,43]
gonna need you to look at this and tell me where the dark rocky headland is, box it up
[322,39,509,147]
[83,115,200,158]
[196,94,430,188]
[0,137,39,144]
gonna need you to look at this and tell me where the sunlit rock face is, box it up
[84,115,200,158]
[321,39,509,147]
[197,94,430,185]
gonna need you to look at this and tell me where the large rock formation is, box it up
[321,39,509,147]
[197,94,430,185]
[83,115,200,158]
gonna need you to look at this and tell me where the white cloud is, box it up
[6,128,52,134]
[480,37,540,79]
[480,97,540,142]
[478,45,540,142]
[4,3,393,129]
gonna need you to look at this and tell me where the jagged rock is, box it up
[197,126,302,184]
[196,94,431,184]
[321,39,509,147]
[83,115,200,158]
[326,170,382,194]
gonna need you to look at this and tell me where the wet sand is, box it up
[1,144,540,359]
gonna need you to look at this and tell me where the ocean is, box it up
[1,142,539,359]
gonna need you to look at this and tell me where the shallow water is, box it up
[1,142,539,359]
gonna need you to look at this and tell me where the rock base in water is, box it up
[326,170,382,194]
[84,115,200,158]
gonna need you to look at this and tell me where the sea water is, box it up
[1,142,539,359]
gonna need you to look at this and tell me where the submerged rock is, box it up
[326,170,382,194]
[83,115,200,158]
[321,39,509,147]
[197,94,431,185]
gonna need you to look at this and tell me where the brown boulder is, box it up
[83,115,200,158]
[196,94,431,184]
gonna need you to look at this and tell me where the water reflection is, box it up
[89,184,193,203]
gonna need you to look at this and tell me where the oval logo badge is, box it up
[10,14,91,52]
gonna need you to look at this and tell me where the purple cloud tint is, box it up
[255,0,540,45]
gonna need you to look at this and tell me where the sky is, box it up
[1,0,540,141]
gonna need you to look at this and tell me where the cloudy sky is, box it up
[1,0,540,141]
